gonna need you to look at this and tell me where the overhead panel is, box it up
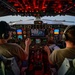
[0,0,75,16]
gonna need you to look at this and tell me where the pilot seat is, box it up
[0,55,20,75]
[58,58,75,75]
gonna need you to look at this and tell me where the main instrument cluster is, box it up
[11,21,67,44]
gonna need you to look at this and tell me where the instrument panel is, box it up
[11,22,67,46]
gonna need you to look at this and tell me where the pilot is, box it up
[0,21,31,61]
[44,25,75,69]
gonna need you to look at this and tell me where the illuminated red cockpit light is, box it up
[42,6,46,9]
[29,10,31,12]
[58,11,61,13]
[25,10,27,12]
[58,4,62,9]
[22,10,24,12]
[69,1,72,4]
[25,4,27,6]
[43,10,45,12]
[14,4,19,7]
[28,6,31,9]
[35,6,39,9]
[61,9,62,11]
[18,10,20,12]
[26,6,30,10]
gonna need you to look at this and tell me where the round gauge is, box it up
[24,35,26,38]
[60,31,63,34]
[23,31,26,34]
[50,30,53,34]
[13,31,16,35]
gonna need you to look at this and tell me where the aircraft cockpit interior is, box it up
[8,20,67,75]
[0,0,75,75]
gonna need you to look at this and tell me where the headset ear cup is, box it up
[62,26,72,41]
[4,33,9,39]
[2,33,9,39]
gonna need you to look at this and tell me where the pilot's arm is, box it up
[24,38,31,60]
[44,45,57,65]
[44,45,54,65]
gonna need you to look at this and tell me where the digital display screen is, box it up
[54,29,59,35]
[31,29,45,37]
[17,29,22,35]
[17,35,23,39]
[36,39,41,44]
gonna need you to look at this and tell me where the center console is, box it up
[27,27,50,75]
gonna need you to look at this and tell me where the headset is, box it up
[2,32,9,39]
[62,25,75,41]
